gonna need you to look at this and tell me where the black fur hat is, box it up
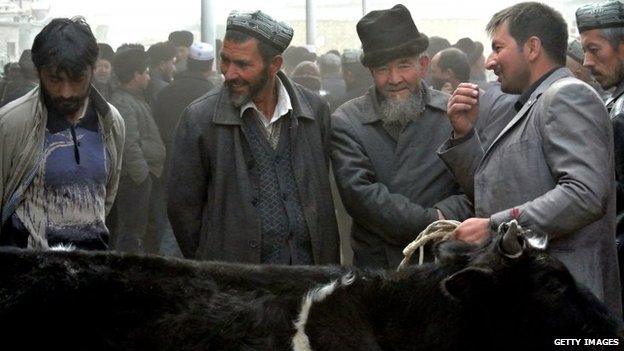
[356,4,428,68]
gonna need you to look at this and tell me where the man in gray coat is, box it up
[167,10,339,265]
[440,2,622,316]
[331,5,468,269]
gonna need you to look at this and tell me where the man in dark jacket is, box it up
[167,10,340,265]
[110,48,166,254]
[577,0,624,315]
[146,42,177,106]
[154,42,216,153]
[330,5,468,269]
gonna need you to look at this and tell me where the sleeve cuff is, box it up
[449,128,476,147]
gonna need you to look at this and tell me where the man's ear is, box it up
[524,36,542,62]
[616,41,624,61]
[271,55,283,75]
[441,267,495,301]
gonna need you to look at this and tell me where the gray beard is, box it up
[379,89,426,127]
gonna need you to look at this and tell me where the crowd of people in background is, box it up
[1,0,624,321]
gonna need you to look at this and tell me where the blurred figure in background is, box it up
[93,43,115,100]
[168,30,194,73]
[291,60,322,93]
[110,48,165,254]
[429,47,471,94]
[282,46,315,76]
[333,49,371,108]
[0,50,38,107]
[318,52,346,110]
[146,41,177,105]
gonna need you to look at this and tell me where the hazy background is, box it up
[0,0,591,66]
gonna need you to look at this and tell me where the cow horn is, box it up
[499,220,524,258]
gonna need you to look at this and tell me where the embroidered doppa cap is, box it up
[226,10,293,53]
[576,0,624,32]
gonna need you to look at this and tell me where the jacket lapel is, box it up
[482,68,573,158]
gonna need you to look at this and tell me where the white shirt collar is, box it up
[239,76,292,126]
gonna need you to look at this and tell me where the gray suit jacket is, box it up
[439,68,622,316]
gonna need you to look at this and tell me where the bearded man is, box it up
[577,0,624,315]
[330,5,468,269]
[167,10,339,265]
[0,17,125,250]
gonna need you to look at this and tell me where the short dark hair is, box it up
[186,57,214,72]
[486,2,567,66]
[113,48,148,84]
[223,29,280,65]
[31,17,98,79]
[438,48,471,82]
[147,42,177,66]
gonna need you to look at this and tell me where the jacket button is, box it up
[248,240,258,248]
[251,197,258,206]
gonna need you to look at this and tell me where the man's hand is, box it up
[447,83,480,139]
[454,217,491,244]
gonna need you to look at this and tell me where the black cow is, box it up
[0,222,620,350]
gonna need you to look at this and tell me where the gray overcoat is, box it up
[331,85,469,269]
[438,68,622,316]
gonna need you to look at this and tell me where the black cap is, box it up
[168,30,194,47]
[356,4,428,67]
[576,0,624,32]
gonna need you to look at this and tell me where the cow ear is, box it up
[441,267,494,301]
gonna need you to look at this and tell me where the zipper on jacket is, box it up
[70,125,80,165]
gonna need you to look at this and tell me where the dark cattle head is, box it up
[436,221,623,349]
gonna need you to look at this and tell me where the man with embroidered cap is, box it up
[577,0,624,315]
[330,4,467,269]
[440,2,621,316]
[167,10,339,265]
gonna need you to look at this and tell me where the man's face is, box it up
[486,21,531,94]
[94,59,111,83]
[580,29,624,90]
[39,67,92,116]
[176,46,190,62]
[220,38,270,107]
[370,55,425,101]
[136,68,150,90]
[160,57,177,81]
[429,52,450,90]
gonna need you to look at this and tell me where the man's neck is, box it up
[526,61,560,91]
[252,76,278,120]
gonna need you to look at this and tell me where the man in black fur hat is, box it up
[330,4,468,269]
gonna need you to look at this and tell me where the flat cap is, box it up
[226,10,293,53]
[576,0,624,32]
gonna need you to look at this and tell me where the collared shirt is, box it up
[240,77,292,148]
[514,67,560,112]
